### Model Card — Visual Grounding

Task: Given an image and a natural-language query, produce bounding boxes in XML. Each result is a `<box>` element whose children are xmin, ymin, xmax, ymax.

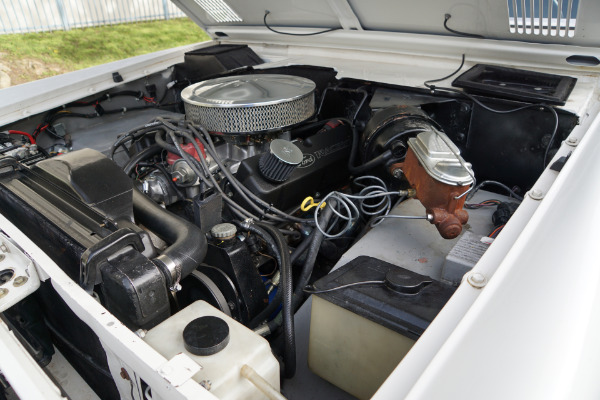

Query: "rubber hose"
<box><xmin>249</xmin><ymin>289</ymin><xmax>283</xmax><ymax>330</ymax></box>
<box><xmin>132</xmin><ymin>188</ymin><xmax>207</xmax><ymax>286</ymax></box>
<box><xmin>255</xmin><ymin>222</ymin><xmax>296</xmax><ymax>379</ymax></box>
<box><xmin>122</xmin><ymin>144</ymin><xmax>162</xmax><ymax>175</ymax></box>
<box><xmin>290</xmin><ymin>234</ymin><xmax>314</xmax><ymax>265</ymax></box>
<box><xmin>348</xmin><ymin>150</ymin><xmax>393</xmax><ymax>175</ymax></box>
<box><xmin>292</xmin><ymin>202</ymin><xmax>335</xmax><ymax>310</ymax></box>
<box><xmin>346</xmin><ymin>122</ymin><xmax>394</xmax><ymax>175</ymax></box>
<box><xmin>154</xmin><ymin>130</ymin><xmax>179</xmax><ymax>154</ymax></box>
<box><xmin>236</xmin><ymin>221</ymin><xmax>285</xmax><ymax>330</ymax></box>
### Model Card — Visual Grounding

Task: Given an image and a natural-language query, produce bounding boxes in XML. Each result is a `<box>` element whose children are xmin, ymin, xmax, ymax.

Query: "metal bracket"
<box><xmin>0</xmin><ymin>234</ymin><xmax>41</xmax><ymax>312</ymax></box>
<box><xmin>158</xmin><ymin>353</ymin><xmax>202</xmax><ymax>387</ymax></box>
<box><xmin>325</xmin><ymin>0</ymin><xmax>363</xmax><ymax>30</ymax></box>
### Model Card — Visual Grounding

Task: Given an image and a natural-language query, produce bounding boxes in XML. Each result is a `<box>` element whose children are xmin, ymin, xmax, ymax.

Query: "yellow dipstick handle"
<box><xmin>301</xmin><ymin>196</ymin><xmax>326</xmax><ymax>212</ymax></box>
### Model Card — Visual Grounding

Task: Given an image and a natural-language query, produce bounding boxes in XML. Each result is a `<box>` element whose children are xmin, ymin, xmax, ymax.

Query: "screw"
<box><xmin>0</xmin><ymin>288</ymin><xmax>7</xmax><ymax>299</ymax></box>
<box><xmin>392</xmin><ymin>168</ymin><xmax>403</xmax><ymax>179</ymax></box>
<box><xmin>529</xmin><ymin>188</ymin><xmax>544</xmax><ymax>200</ymax></box>
<box><xmin>467</xmin><ymin>272</ymin><xmax>487</xmax><ymax>288</ymax></box>
<box><xmin>0</xmin><ymin>255</ymin><xmax>4</xmax><ymax>262</ymax></box>
<box><xmin>13</xmin><ymin>276</ymin><xmax>27</xmax><ymax>287</ymax></box>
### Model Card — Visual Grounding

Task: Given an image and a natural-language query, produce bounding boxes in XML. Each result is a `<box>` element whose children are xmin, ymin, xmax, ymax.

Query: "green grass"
<box><xmin>0</xmin><ymin>18</ymin><xmax>210</xmax><ymax>84</ymax></box>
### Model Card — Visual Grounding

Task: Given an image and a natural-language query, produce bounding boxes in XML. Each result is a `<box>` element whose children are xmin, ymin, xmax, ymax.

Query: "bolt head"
<box><xmin>566</xmin><ymin>137</ymin><xmax>579</xmax><ymax>145</ymax></box>
<box><xmin>0</xmin><ymin>288</ymin><xmax>8</xmax><ymax>298</ymax></box>
<box><xmin>529</xmin><ymin>188</ymin><xmax>544</xmax><ymax>200</ymax></box>
<box><xmin>467</xmin><ymin>272</ymin><xmax>487</xmax><ymax>288</ymax></box>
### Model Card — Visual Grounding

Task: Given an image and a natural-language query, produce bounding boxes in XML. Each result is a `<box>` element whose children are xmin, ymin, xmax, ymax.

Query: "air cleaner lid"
<box><xmin>181</xmin><ymin>74</ymin><xmax>316</xmax><ymax>108</ymax></box>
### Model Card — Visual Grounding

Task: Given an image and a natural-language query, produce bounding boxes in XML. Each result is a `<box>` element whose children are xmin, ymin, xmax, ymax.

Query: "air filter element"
<box><xmin>181</xmin><ymin>74</ymin><xmax>316</xmax><ymax>134</ymax></box>
<box><xmin>259</xmin><ymin>139</ymin><xmax>303</xmax><ymax>183</ymax></box>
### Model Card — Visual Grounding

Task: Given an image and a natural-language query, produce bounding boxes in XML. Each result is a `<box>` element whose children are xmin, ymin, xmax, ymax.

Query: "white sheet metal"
<box><xmin>375</xmin><ymin>99</ymin><xmax>600</xmax><ymax>400</ymax></box>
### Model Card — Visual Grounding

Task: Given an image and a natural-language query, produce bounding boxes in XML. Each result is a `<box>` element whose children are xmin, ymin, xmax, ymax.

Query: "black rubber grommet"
<box><xmin>183</xmin><ymin>316</ymin><xmax>230</xmax><ymax>356</ymax></box>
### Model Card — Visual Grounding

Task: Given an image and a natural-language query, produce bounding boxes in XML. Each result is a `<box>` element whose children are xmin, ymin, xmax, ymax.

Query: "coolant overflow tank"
<box><xmin>144</xmin><ymin>301</ymin><xmax>280</xmax><ymax>399</ymax></box>
<box><xmin>403</xmin><ymin>127</ymin><xmax>473</xmax><ymax>239</ymax></box>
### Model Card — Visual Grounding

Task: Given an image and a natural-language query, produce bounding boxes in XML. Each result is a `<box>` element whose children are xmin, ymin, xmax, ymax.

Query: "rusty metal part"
<box><xmin>402</xmin><ymin>147</ymin><xmax>470</xmax><ymax>239</ymax></box>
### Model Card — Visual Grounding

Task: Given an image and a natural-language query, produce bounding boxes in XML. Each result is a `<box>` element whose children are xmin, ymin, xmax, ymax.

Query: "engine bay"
<box><xmin>0</xmin><ymin>44</ymin><xmax>582</xmax><ymax>399</ymax></box>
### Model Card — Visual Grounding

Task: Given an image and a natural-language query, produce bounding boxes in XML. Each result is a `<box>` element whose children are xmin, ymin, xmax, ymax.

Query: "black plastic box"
<box><xmin>184</xmin><ymin>44</ymin><xmax>263</xmax><ymax>81</ymax></box>
<box><xmin>452</xmin><ymin>64</ymin><xmax>577</xmax><ymax>105</ymax></box>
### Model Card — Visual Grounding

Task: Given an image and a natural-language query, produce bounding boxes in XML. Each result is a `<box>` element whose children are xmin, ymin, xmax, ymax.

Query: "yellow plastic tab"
<box><xmin>301</xmin><ymin>196</ymin><xmax>326</xmax><ymax>212</ymax></box>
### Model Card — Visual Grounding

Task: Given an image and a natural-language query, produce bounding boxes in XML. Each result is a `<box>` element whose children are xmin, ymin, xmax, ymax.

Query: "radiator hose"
<box><xmin>132</xmin><ymin>188</ymin><xmax>207</xmax><ymax>288</ymax></box>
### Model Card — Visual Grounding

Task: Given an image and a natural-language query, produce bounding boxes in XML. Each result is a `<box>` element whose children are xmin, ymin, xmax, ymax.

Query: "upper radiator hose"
<box><xmin>133</xmin><ymin>187</ymin><xmax>207</xmax><ymax>288</ymax></box>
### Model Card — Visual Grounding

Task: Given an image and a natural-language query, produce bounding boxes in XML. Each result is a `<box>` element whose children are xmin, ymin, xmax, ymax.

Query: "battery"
<box><xmin>308</xmin><ymin>256</ymin><xmax>455</xmax><ymax>399</ymax></box>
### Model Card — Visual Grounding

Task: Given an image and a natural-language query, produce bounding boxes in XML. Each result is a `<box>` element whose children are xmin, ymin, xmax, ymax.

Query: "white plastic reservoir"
<box><xmin>144</xmin><ymin>301</ymin><xmax>280</xmax><ymax>399</ymax></box>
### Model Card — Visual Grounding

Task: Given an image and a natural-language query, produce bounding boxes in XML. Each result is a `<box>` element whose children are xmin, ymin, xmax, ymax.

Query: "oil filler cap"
<box><xmin>183</xmin><ymin>316</ymin><xmax>230</xmax><ymax>356</ymax></box>
<box><xmin>259</xmin><ymin>139</ymin><xmax>303</xmax><ymax>183</ymax></box>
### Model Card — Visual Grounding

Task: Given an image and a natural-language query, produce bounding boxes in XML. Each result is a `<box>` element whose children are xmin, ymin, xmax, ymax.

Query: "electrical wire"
<box><xmin>467</xmin><ymin>180</ymin><xmax>523</xmax><ymax>201</ymax></box>
<box><xmin>488</xmin><ymin>224</ymin><xmax>505</xmax><ymax>238</ymax></box>
<box><xmin>424</xmin><ymin>54</ymin><xmax>560</xmax><ymax>168</ymax></box>
<box><xmin>443</xmin><ymin>14</ymin><xmax>485</xmax><ymax>39</ymax></box>
<box><xmin>7</xmin><ymin>130</ymin><xmax>36</xmax><ymax>144</ymax></box>
<box><xmin>464</xmin><ymin>199</ymin><xmax>501</xmax><ymax>209</ymax></box>
<box><xmin>314</xmin><ymin>176</ymin><xmax>422</xmax><ymax>238</ymax></box>
<box><xmin>192</xmin><ymin>121</ymin><xmax>315</xmax><ymax>224</ymax></box>
<box><xmin>424</xmin><ymin>54</ymin><xmax>466</xmax><ymax>88</ymax></box>
<box><xmin>263</xmin><ymin>10</ymin><xmax>341</xmax><ymax>36</ymax></box>
<box><xmin>304</xmin><ymin>280</ymin><xmax>385</xmax><ymax>294</ymax></box>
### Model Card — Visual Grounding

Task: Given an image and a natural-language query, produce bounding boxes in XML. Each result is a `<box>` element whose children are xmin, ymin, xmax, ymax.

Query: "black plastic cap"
<box><xmin>112</xmin><ymin>72</ymin><xmax>124</xmax><ymax>83</ymax></box>
<box><xmin>183</xmin><ymin>316</ymin><xmax>230</xmax><ymax>356</ymax></box>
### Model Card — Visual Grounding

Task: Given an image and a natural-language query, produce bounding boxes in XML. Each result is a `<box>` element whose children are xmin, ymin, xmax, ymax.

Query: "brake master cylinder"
<box><xmin>402</xmin><ymin>124</ymin><xmax>473</xmax><ymax>239</ymax></box>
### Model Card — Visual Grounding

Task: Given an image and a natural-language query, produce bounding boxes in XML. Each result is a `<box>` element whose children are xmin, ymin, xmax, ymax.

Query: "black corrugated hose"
<box><xmin>253</xmin><ymin>221</ymin><xmax>296</xmax><ymax>379</ymax></box>
<box><xmin>235</xmin><ymin>221</ymin><xmax>285</xmax><ymax>330</ymax></box>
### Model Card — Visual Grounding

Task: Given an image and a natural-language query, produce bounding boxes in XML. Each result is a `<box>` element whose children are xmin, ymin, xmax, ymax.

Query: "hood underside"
<box><xmin>170</xmin><ymin>0</ymin><xmax>599</xmax><ymax>48</ymax></box>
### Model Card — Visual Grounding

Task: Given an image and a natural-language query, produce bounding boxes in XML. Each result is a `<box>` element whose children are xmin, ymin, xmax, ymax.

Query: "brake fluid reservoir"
<box><xmin>144</xmin><ymin>301</ymin><xmax>280</xmax><ymax>399</ymax></box>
